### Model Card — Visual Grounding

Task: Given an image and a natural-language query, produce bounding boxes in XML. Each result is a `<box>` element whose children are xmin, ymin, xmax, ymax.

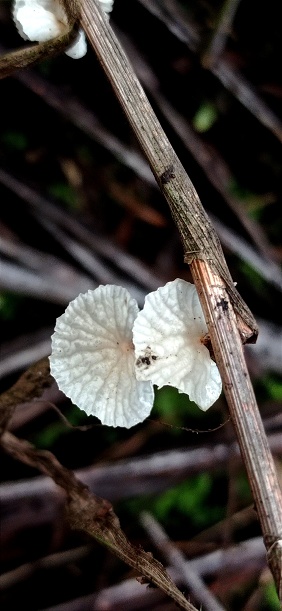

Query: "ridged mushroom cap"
<box><xmin>50</xmin><ymin>285</ymin><xmax>154</xmax><ymax>428</ymax></box>
<box><xmin>133</xmin><ymin>279</ymin><xmax>222</xmax><ymax>411</ymax></box>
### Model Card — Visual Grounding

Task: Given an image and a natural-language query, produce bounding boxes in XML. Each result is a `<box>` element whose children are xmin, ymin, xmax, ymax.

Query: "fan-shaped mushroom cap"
<box><xmin>133</xmin><ymin>279</ymin><xmax>222</xmax><ymax>411</ymax></box>
<box><xmin>50</xmin><ymin>285</ymin><xmax>154</xmax><ymax>428</ymax></box>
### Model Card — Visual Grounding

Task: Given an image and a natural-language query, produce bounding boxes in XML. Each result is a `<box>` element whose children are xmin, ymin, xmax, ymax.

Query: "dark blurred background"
<box><xmin>0</xmin><ymin>1</ymin><xmax>282</xmax><ymax>609</ymax></box>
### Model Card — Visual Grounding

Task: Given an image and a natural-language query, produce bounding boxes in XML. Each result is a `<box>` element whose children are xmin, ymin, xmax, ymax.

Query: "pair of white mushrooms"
<box><xmin>13</xmin><ymin>0</ymin><xmax>114</xmax><ymax>59</ymax></box>
<box><xmin>50</xmin><ymin>280</ymin><xmax>222</xmax><ymax>428</ymax></box>
<box><xmin>11</xmin><ymin>2</ymin><xmax>222</xmax><ymax>426</ymax></box>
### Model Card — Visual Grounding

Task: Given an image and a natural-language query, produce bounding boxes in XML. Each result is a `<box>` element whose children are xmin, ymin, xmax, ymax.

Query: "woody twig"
<box><xmin>80</xmin><ymin>0</ymin><xmax>282</xmax><ymax>598</ymax></box>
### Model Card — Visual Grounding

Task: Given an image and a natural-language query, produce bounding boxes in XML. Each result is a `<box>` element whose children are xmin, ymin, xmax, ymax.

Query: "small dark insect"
<box><xmin>217</xmin><ymin>298</ymin><xmax>229</xmax><ymax>312</ymax></box>
<box><xmin>141</xmin><ymin>356</ymin><xmax>151</xmax><ymax>366</ymax></box>
<box><xmin>136</xmin><ymin>348</ymin><xmax>158</xmax><ymax>368</ymax></box>
<box><xmin>160</xmin><ymin>164</ymin><xmax>176</xmax><ymax>184</ymax></box>
<box><xmin>136</xmin><ymin>355</ymin><xmax>158</xmax><ymax>366</ymax></box>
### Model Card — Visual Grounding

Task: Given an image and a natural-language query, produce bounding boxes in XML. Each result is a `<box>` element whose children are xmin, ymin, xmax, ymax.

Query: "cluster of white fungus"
<box><xmin>13</xmin><ymin>0</ymin><xmax>114</xmax><ymax>59</ymax></box>
<box><xmin>50</xmin><ymin>280</ymin><xmax>222</xmax><ymax>428</ymax></box>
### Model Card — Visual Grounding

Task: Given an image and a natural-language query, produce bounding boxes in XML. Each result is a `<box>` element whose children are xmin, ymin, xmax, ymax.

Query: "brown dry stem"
<box><xmin>81</xmin><ymin>0</ymin><xmax>257</xmax><ymax>343</ymax></box>
<box><xmin>80</xmin><ymin>0</ymin><xmax>282</xmax><ymax>598</ymax></box>
<box><xmin>0</xmin><ymin>430</ymin><xmax>196</xmax><ymax>611</ymax></box>
<box><xmin>0</xmin><ymin>357</ymin><xmax>52</xmax><ymax>437</ymax></box>
<box><xmin>191</xmin><ymin>259</ymin><xmax>282</xmax><ymax>599</ymax></box>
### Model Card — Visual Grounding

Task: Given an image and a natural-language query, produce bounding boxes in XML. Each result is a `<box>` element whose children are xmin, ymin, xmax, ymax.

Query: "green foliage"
<box><xmin>33</xmin><ymin>405</ymin><xmax>87</xmax><ymax>448</ymax></box>
<box><xmin>0</xmin><ymin>292</ymin><xmax>22</xmax><ymax>320</ymax></box>
<box><xmin>1</xmin><ymin>130</ymin><xmax>28</xmax><ymax>151</ymax></box>
<box><xmin>33</xmin><ymin>418</ymin><xmax>72</xmax><ymax>448</ymax></box>
<box><xmin>152</xmin><ymin>473</ymin><xmax>216</xmax><ymax>526</ymax></box>
<box><xmin>261</xmin><ymin>580</ymin><xmax>281</xmax><ymax>610</ymax></box>
<box><xmin>192</xmin><ymin>102</ymin><xmax>218</xmax><ymax>132</ymax></box>
<box><xmin>263</xmin><ymin>374</ymin><xmax>282</xmax><ymax>401</ymax></box>
<box><xmin>153</xmin><ymin>385</ymin><xmax>207</xmax><ymax>430</ymax></box>
<box><xmin>239</xmin><ymin>261</ymin><xmax>266</xmax><ymax>294</ymax></box>
<box><xmin>48</xmin><ymin>182</ymin><xmax>78</xmax><ymax>210</ymax></box>
<box><xmin>228</xmin><ymin>179</ymin><xmax>270</xmax><ymax>220</ymax></box>
<box><xmin>125</xmin><ymin>473</ymin><xmax>224</xmax><ymax>531</ymax></box>
<box><xmin>229</xmin><ymin>179</ymin><xmax>255</xmax><ymax>201</ymax></box>
<box><xmin>32</xmin><ymin>404</ymin><xmax>122</xmax><ymax>450</ymax></box>
<box><xmin>234</xmin><ymin>472</ymin><xmax>252</xmax><ymax>505</ymax></box>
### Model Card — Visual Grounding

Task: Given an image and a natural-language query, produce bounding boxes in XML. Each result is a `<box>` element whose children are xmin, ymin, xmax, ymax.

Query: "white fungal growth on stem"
<box><xmin>12</xmin><ymin>0</ymin><xmax>115</xmax><ymax>59</ymax></box>
<box><xmin>50</xmin><ymin>280</ymin><xmax>222</xmax><ymax>427</ymax></box>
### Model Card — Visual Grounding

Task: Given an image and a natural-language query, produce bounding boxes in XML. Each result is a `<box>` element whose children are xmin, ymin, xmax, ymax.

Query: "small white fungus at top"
<box><xmin>13</xmin><ymin>0</ymin><xmax>115</xmax><ymax>60</ymax></box>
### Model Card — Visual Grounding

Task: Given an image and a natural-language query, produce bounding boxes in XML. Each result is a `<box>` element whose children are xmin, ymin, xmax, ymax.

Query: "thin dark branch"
<box><xmin>0</xmin><ymin>167</ymin><xmax>162</xmax><ymax>293</ymax></box>
<box><xmin>141</xmin><ymin>511</ymin><xmax>226</xmax><ymax>611</ymax></box>
<box><xmin>0</xmin><ymin>258</ymin><xmax>94</xmax><ymax>304</ymax></box>
<box><xmin>0</xmin><ymin>431</ymin><xmax>197</xmax><ymax>611</ymax></box>
<box><xmin>1</xmin><ymin>432</ymin><xmax>281</xmax><ymax>538</ymax></box>
<box><xmin>137</xmin><ymin>0</ymin><xmax>282</xmax><ymax>143</ymax></box>
<box><xmin>43</xmin><ymin>536</ymin><xmax>266</xmax><ymax>611</ymax></box>
<box><xmin>0</xmin><ymin>545</ymin><xmax>91</xmax><ymax>590</ymax></box>
<box><xmin>202</xmin><ymin>0</ymin><xmax>243</xmax><ymax>66</ymax></box>
<box><xmin>117</xmin><ymin>27</ymin><xmax>279</xmax><ymax>267</ymax></box>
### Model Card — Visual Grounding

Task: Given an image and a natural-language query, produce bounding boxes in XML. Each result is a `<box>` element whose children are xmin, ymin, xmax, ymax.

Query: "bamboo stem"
<box><xmin>80</xmin><ymin>0</ymin><xmax>282</xmax><ymax>598</ymax></box>
<box><xmin>192</xmin><ymin>259</ymin><xmax>282</xmax><ymax>598</ymax></box>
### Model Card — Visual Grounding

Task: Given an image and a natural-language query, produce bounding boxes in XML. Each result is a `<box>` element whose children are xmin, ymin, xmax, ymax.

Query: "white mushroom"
<box><xmin>13</xmin><ymin>2</ymin><xmax>64</xmax><ymax>42</ymax></box>
<box><xmin>133</xmin><ymin>279</ymin><xmax>222</xmax><ymax>411</ymax></box>
<box><xmin>65</xmin><ymin>28</ymin><xmax>87</xmax><ymax>59</ymax></box>
<box><xmin>12</xmin><ymin>0</ymin><xmax>115</xmax><ymax>59</ymax></box>
<box><xmin>99</xmin><ymin>0</ymin><xmax>115</xmax><ymax>14</ymax></box>
<box><xmin>50</xmin><ymin>285</ymin><xmax>154</xmax><ymax>428</ymax></box>
<box><xmin>50</xmin><ymin>280</ymin><xmax>222</xmax><ymax>428</ymax></box>
<box><xmin>13</xmin><ymin>0</ymin><xmax>87</xmax><ymax>58</ymax></box>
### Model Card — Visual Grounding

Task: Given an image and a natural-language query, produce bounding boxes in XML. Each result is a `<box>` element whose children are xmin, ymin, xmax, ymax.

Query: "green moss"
<box><xmin>192</xmin><ymin>101</ymin><xmax>218</xmax><ymax>132</ymax></box>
